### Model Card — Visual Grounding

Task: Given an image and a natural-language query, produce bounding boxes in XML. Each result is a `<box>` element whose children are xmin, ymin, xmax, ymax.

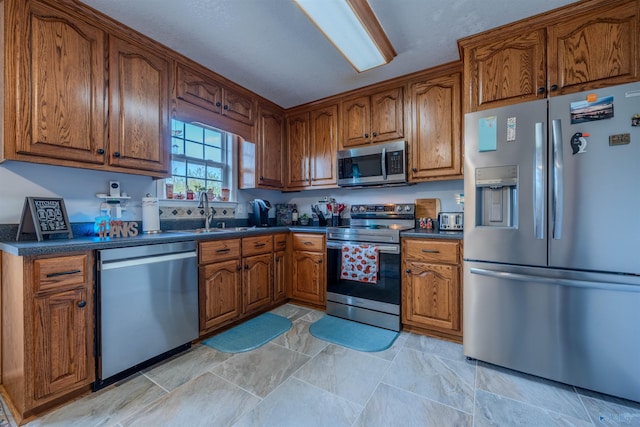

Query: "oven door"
<box><xmin>326</xmin><ymin>240</ymin><xmax>400</xmax><ymax>326</ymax></box>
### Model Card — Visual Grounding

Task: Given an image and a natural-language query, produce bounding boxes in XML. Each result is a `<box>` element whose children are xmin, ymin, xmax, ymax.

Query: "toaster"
<box><xmin>438</xmin><ymin>212</ymin><xmax>463</xmax><ymax>230</ymax></box>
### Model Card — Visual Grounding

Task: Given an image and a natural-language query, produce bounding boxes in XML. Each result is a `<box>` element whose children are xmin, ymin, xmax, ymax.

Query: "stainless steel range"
<box><xmin>326</xmin><ymin>203</ymin><xmax>415</xmax><ymax>331</ymax></box>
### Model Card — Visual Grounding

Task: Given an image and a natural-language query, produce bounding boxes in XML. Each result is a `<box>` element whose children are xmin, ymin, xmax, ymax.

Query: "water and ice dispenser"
<box><xmin>474</xmin><ymin>166</ymin><xmax>518</xmax><ymax>228</ymax></box>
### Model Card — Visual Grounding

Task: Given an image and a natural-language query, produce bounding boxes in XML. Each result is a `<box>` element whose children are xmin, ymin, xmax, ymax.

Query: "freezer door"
<box><xmin>464</xmin><ymin>261</ymin><xmax>640</xmax><ymax>403</ymax></box>
<box><xmin>464</xmin><ymin>99</ymin><xmax>548</xmax><ymax>266</ymax></box>
<box><xmin>549</xmin><ymin>82</ymin><xmax>640</xmax><ymax>275</ymax></box>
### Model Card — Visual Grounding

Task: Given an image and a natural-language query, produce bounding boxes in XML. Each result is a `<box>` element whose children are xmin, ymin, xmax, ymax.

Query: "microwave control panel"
<box><xmin>387</xmin><ymin>150</ymin><xmax>403</xmax><ymax>174</ymax></box>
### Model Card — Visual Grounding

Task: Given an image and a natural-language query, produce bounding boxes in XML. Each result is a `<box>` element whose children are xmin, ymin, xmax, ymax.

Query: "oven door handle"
<box><xmin>326</xmin><ymin>241</ymin><xmax>400</xmax><ymax>254</ymax></box>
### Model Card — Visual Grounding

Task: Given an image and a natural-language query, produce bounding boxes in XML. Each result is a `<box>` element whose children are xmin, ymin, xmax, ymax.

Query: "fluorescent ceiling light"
<box><xmin>294</xmin><ymin>0</ymin><xmax>396</xmax><ymax>72</ymax></box>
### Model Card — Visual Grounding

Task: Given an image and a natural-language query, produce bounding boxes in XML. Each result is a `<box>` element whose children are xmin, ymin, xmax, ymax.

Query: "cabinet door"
<box><xmin>402</xmin><ymin>260</ymin><xmax>460</xmax><ymax>333</ymax></box>
<box><xmin>341</xmin><ymin>95</ymin><xmax>370</xmax><ymax>147</ymax></box>
<box><xmin>175</xmin><ymin>63</ymin><xmax>223</xmax><ymax>113</ymax></box>
<box><xmin>409</xmin><ymin>73</ymin><xmax>462</xmax><ymax>181</ymax></box>
<box><xmin>273</xmin><ymin>250</ymin><xmax>288</xmax><ymax>303</ymax></box>
<box><xmin>547</xmin><ymin>1</ymin><xmax>639</xmax><ymax>95</ymax></box>
<box><xmin>257</xmin><ymin>106</ymin><xmax>284</xmax><ymax>188</ymax></box>
<box><xmin>199</xmin><ymin>260</ymin><xmax>242</xmax><ymax>332</ymax></box>
<box><xmin>33</xmin><ymin>288</ymin><xmax>92</xmax><ymax>400</ymax></box>
<box><xmin>108</xmin><ymin>36</ymin><xmax>170</xmax><ymax>174</ymax></box>
<box><xmin>465</xmin><ymin>29</ymin><xmax>546</xmax><ymax>111</ymax></box>
<box><xmin>18</xmin><ymin>2</ymin><xmax>105</xmax><ymax>164</ymax></box>
<box><xmin>243</xmin><ymin>253</ymin><xmax>273</xmax><ymax>314</ymax></box>
<box><xmin>291</xmin><ymin>250</ymin><xmax>325</xmax><ymax>304</ymax></box>
<box><xmin>310</xmin><ymin>105</ymin><xmax>338</xmax><ymax>186</ymax></box>
<box><xmin>223</xmin><ymin>88</ymin><xmax>255</xmax><ymax>125</ymax></box>
<box><xmin>286</xmin><ymin>112</ymin><xmax>310</xmax><ymax>188</ymax></box>
<box><xmin>370</xmin><ymin>87</ymin><xmax>404</xmax><ymax>143</ymax></box>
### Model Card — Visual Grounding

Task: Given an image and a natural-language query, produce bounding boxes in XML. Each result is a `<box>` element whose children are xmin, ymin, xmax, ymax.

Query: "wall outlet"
<box><xmin>236</xmin><ymin>203</ymin><xmax>245</xmax><ymax>214</ymax></box>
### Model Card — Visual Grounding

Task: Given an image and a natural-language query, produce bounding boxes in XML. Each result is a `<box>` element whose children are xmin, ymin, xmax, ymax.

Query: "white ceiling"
<box><xmin>80</xmin><ymin>0</ymin><xmax>576</xmax><ymax>109</ymax></box>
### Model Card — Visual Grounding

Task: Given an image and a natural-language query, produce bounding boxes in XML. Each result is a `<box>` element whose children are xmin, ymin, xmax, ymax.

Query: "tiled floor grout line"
<box><xmin>575</xmin><ymin>387</ymin><xmax>597</xmax><ymax>426</ymax></box>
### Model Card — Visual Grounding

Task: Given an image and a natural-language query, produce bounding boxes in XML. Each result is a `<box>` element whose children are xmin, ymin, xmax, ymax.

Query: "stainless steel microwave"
<box><xmin>337</xmin><ymin>140</ymin><xmax>407</xmax><ymax>187</ymax></box>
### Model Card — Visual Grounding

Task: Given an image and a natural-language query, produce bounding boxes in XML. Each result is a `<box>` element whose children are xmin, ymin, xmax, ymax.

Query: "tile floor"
<box><xmin>3</xmin><ymin>303</ymin><xmax>638</xmax><ymax>426</ymax></box>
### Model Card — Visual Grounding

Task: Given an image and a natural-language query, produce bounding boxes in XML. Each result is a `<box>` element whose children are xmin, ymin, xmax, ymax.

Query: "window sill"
<box><xmin>159</xmin><ymin>199</ymin><xmax>238</xmax><ymax>207</ymax></box>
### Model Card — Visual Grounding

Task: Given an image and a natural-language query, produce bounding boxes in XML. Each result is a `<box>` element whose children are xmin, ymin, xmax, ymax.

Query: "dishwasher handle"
<box><xmin>100</xmin><ymin>251</ymin><xmax>196</xmax><ymax>271</ymax></box>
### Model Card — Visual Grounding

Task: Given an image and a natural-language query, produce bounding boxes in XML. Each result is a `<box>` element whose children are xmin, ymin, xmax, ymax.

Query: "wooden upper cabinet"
<box><xmin>341</xmin><ymin>87</ymin><xmax>403</xmax><ymax>147</ymax></box>
<box><xmin>547</xmin><ymin>1</ymin><xmax>639</xmax><ymax>95</ymax></box>
<box><xmin>463</xmin><ymin>29</ymin><xmax>546</xmax><ymax>112</ymax></box>
<box><xmin>286</xmin><ymin>112</ymin><xmax>310</xmax><ymax>188</ymax></box>
<box><xmin>409</xmin><ymin>71</ymin><xmax>462</xmax><ymax>181</ymax></box>
<box><xmin>310</xmin><ymin>104</ymin><xmax>338</xmax><ymax>186</ymax></box>
<box><xmin>257</xmin><ymin>105</ymin><xmax>285</xmax><ymax>188</ymax></box>
<box><xmin>175</xmin><ymin>63</ymin><xmax>255</xmax><ymax>126</ymax></box>
<box><xmin>286</xmin><ymin>104</ymin><xmax>337</xmax><ymax>189</ymax></box>
<box><xmin>16</xmin><ymin>2</ymin><xmax>106</xmax><ymax>163</ymax></box>
<box><xmin>108</xmin><ymin>36</ymin><xmax>170</xmax><ymax>174</ymax></box>
<box><xmin>461</xmin><ymin>0</ymin><xmax>640</xmax><ymax>112</ymax></box>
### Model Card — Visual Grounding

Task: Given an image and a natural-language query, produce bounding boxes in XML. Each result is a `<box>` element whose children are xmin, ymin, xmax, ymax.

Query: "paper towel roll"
<box><xmin>142</xmin><ymin>197</ymin><xmax>160</xmax><ymax>232</ymax></box>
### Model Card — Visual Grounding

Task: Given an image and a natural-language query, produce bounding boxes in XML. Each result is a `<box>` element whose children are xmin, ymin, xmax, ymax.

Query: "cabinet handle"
<box><xmin>537</xmin><ymin>87</ymin><xmax>546</xmax><ymax>95</ymax></box>
<box><xmin>412</xmin><ymin>167</ymin><xmax>418</xmax><ymax>173</ymax></box>
<box><xmin>46</xmin><ymin>269</ymin><xmax>81</xmax><ymax>278</ymax></box>
<box><xmin>303</xmin><ymin>241</ymin><xmax>313</xmax><ymax>245</ymax></box>
<box><xmin>550</xmin><ymin>84</ymin><xmax>558</xmax><ymax>92</ymax></box>
<box><xmin>77</xmin><ymin>300</ymin><xmax>87</xmax><ymax>308</ymax></box>
<box><xmin>216</xmin><ymin>248</ymin><xmax>230</xmax><ymax>253</ymax></box>
<box><xmin>421</xmin><ymin>249</ymin><xmax>440</xmax><ymax>253</ymax></box>
<box><xmin>113</xmin><ymin>152</ymin><xmax>121</xmax><ymax>158</ymax></box>
<box><xmin>364</xmin><ymin>133</ymin><xmax>369</xmax><ymax>138</ymax></box>
<box><xmin>97</xmin><ymin>148</ymin><xmax>105</xmax><ymax>155</ymax></box>
<box><xmin>254</xmin><ymin>243</ymin><xmax>266</xmax><ymax>248</ymax></box>
<box><xmin>405</xmin><ymin>268</ymin><xmax>411</xmax><ymax>274</ymax></box>
<box><xmin>216</xmin><ymin>101</ymin><xmax>222</xmax><ymax>107</ymax></box>
<box><xmin>372</xmin><ymin>132</ymin><xmax>378</xmax><ymax>137</ymax></box>
<box><xmin>223</xmin><ymin>105</ymin><xmax>229</xmax><ymax>110</ymax></box>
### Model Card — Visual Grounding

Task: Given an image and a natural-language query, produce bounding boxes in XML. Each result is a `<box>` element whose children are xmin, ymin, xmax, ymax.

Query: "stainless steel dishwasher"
<box><xmin>95</xmin><ymin>241</ymin><xmax>198</xmax><ymax>389</ymax></box>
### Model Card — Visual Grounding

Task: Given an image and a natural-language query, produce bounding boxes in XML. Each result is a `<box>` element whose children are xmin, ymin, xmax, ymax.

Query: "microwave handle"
<box><xmin>381</xmin><ymin>146</ymin><xmax>387</xmax><ymax>180</ymax></box>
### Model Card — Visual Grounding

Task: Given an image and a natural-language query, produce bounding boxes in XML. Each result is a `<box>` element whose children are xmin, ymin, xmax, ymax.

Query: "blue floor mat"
<box><xmin>309</xmin><ymin>315</ymin><xmax>399</xmax><ymax>352</ymax></box>
<box><xmin>203</xmin><ymin>312</ymin><xmax>292</xmax><ymax>353</ymax></box>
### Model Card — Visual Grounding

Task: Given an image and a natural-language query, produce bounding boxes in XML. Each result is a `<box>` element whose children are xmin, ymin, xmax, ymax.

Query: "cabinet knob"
<box><xmin>364</xmin><ymin>133</ymin><xmax>369</xmax><ymax>138</ymax></box>
<box><xmin>412</xmin><ymin>167</ymin><xmax>418</xmax><ymax>173</ymax></box>
<box><xmin>259</xmin><ymin>176</ymin><xmax>264</xmax><ymax>181</ymax></box>
<box><xmin>77</xmin><ymin>300</ymin><xmax>87</xmax><ymax>308</ymax></box>
<box><xmin>97</xmin><ymin>148</ymin><xmax>105</xmax><ymax>155</ymax></box>
<box><xmin>317</xmin><ymin>259</ymin><xmax>323</xmax><ymax>264</ymax></box>
<box><xmin>537</xmin><ymin>87</ymin><xmax>546</xmax><ymax>95</ymax></box>
<box><xmin>216</xmin><ymin>101</ymin><xmax>222</xmax><ymax>107</ymax></box>
<box><xmin>550</xmin><ymin>84</ymin><xmax>558</xmax><ymax>92</ymax></box>
<box><xmin>244</xmin><ymin>264</ymin><xmax>249</xmax><ymax>270</ymax></box>
<box><xmin>223</xmin><ymin>105</ymin><xmax>229</xmax><ymax>110</ymax></box>
<box><xmin>113</xmin><ymin>152</ymin><xmax>121</xmax><ymax>158</ymax></box>
<box><xmin>405</xmin><ymin>269</ymin><xmax>411</xmax><ymax>274</ymax></box>
<box><xmin>237</xmin><ymin>265</ymin><xmax>242</xmax><ymax>271</ymax></box>
<box><xmin>372</xmin><ymin>132</ymin><xmax>378</xmax><ymax>137</ymax></box>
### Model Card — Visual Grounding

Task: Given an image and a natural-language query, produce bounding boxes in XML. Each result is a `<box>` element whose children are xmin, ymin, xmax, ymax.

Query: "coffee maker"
<box><xmin>250</xmin><ymin>199</ymin><xmax>271</xmax><ymax>227</ymax></box>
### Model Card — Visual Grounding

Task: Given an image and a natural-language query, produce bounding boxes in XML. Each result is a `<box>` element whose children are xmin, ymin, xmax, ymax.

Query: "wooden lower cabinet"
<box><xmin>1</xmin><ymin>251</ymin><xmax>94</xmax><ymax>423</ymax></box>
<box><xmin>273</xmin><ymin>234</ymin><xmax>289</xmax><ymax>303</ymax></box>
<box><xmin>199</xmin><ymin>259</ymin><xmax>242</xmax><ymax>331</ymax></box>
<box><xmin>242</xmin><ymin>253</ymin><xmax>273</xmax><ymax>313</ymax></box>
<box><xmin>402</xmin><ymin>239</ymin><xmax>462</xmax><ymax>342</ymax></box>
<box><xmin>290</xmin><ymin>233</ymin><xmax>326</xmax><ymax>306</ymax></box>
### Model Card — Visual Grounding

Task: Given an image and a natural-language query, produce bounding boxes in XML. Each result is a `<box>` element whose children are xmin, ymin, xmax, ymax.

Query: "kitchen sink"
<box><xmin>166</xmin><ymin>228</ymin><xmax>230</xmax><ymax>234</ymax></box>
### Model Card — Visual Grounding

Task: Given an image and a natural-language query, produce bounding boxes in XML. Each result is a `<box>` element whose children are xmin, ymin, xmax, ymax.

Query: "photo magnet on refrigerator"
<box><xmin>570</xmin><ymin>132</ymin><xmax>589</xmax><ymax>154</ymax></box>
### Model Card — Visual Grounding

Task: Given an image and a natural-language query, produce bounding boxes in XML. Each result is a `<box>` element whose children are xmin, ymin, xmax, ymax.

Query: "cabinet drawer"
<box><xmin>274</xmin><ymin>233</ymin><xmax>287</xmax><ymax>251</ymax></box>
<box><xmin>199</xmin><ymin>239</ymin><xmax>241</xmax><ymax>264</ymax></box>
<box><xmin>292</xmin><ymin>233</ymin><xmax>324</xmax><ymax>251</ymax></box>
<box><xmin>242</xmin><ymin>235</ymin><xmax>273</xmax><ymax>256</ymax></box>
<box><xmin>403</xmin><ymin>239</ymin><xmax>459</xmax><ymax>264</ymax></box>
<box><xmin>34</xmin><ymin>254</ymin><xmax>87</xmax><ymax>293</ymax></box>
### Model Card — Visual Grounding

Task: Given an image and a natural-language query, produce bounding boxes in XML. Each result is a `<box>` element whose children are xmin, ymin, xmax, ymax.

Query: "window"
<box><xmin>167</xmin><ymin>119</ymin><xmax>232</xmax><ymax>199</ymax></box>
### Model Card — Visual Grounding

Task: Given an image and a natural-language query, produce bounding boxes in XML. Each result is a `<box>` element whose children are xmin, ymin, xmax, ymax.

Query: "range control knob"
<box><xmin>395</xmin><ymin>205</ymin><xmax>403</xmax><ymax>212</ymax></box>
<box><xmin>351</xmin><ymin>205</ymin><xmax>359</xmax><ymax>213</ymax></box>
<box><xmin>405</xmin><ymin>205</ymin><xmax>412</xmax><ymax>212</ymax></box>
<box><xmin>359</xmin><ymin>206</ymin><xmax>367</xmax><ymax>213</ymax></box>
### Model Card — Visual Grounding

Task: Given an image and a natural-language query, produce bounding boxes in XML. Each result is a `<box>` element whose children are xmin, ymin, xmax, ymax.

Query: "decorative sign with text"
<box><xmin>16</xmin><ymin>197</ymin><xmax>73</xmax><ymax>241</ymax></box>
<box><xmin>97</xmin><ymin>220</ymin><xmax>139</xmax><ymax>239</ymax></box>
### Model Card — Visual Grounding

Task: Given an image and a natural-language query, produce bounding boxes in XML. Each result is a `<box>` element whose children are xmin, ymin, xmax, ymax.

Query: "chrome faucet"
<box><xmin>197</xmin><ymin>191</ymin><xmax>213</xmax><ymax>231</ymax></box>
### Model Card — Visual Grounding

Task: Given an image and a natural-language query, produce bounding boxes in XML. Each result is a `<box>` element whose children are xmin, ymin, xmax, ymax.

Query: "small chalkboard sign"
<box><xmin>16</xmin><ymin>197</ymin><xmax>73</xmax><ymax>241</ymax></box>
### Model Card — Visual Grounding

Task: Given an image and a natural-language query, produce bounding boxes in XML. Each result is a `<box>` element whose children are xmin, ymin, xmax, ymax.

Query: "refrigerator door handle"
<box><xmin>533</xmin><ymin>122</ymin><xmax>545</xmax><ymax>239</ymax></box>
<box><xmin>551</xmin><ymin>119</ymin><xmax>564</xmax><ymax>240</ymax></box>
<box><xmin>470</xmin><ymin>268</ymin><xmax>640</xmax><ymax>292</ymax></box>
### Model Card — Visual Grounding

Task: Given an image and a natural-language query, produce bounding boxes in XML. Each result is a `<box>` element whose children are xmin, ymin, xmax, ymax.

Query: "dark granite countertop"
<box><xmin>0</xmin><ymin>226</ymin><xmax>328</xmax><ymax>256</ymax></box>
<box><xmin>401</xmin><ymin>229</ymin><xmax>463</xmax><ymax>240</ymax></box>
<box><xmin>0</xmin><ymin>225</ymin><xmax>463</xmax><ymax>256</ymax></box>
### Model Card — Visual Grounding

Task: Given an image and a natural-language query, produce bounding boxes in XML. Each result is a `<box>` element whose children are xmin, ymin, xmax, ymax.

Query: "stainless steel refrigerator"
<box><xmin>464</xmin><ymin>81</ymin><xmax>640</xmax><ymax>403</ymax></box>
